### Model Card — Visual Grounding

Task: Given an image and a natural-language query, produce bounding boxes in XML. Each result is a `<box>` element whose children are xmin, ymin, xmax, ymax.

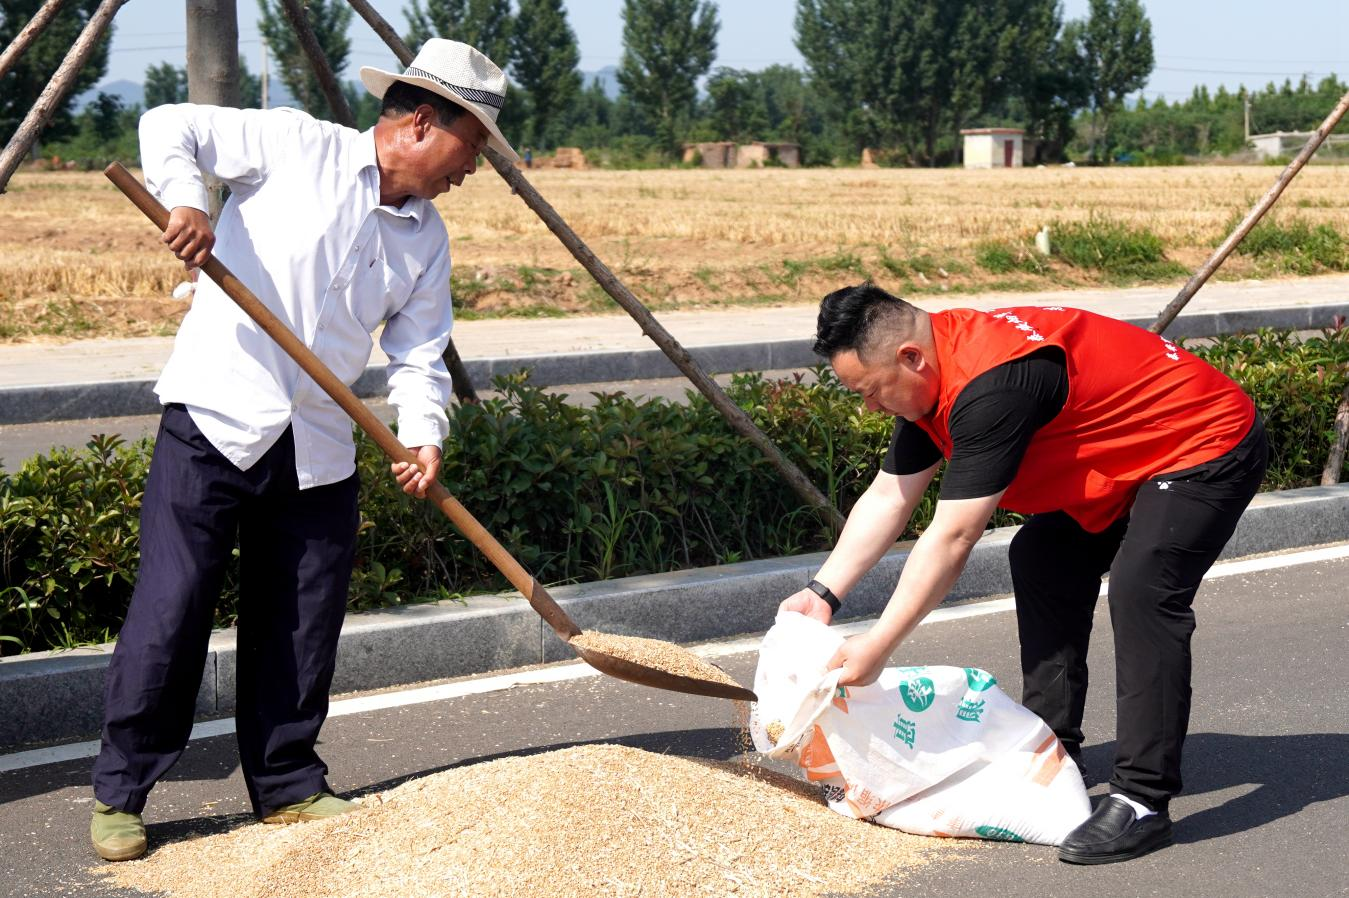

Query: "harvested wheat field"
<box><xmin>6</xmin><ymin>164</ymin><xmax>1349</xmax><ymax>340</ymax></box>
<box><xmin>99</xmin><ymin>744</ymin><xmax>951</xmax><ymax>898</ymax></box>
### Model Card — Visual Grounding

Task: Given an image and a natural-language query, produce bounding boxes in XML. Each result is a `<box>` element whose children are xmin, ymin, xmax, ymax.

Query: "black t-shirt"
<box><xmin>880</xmin><ymin>347</ymin><xmax>1069</xmax><ymax>499</ymax></box>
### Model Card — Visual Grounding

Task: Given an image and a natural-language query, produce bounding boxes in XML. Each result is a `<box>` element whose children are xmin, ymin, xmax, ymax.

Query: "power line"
<box><xmin>1159</xmin><ymin>54</ymin><xmax>1349</xmax><ymax>66</ymax></box>
<box><xmin>1154</xmin><ymin>65</ymin><xmax>1341</xmax><ymax>77</ymax></box>
<box><xmin>109</xmin><ymin>38</ymin><xmax>260</xmax><ymax>54</ymax></box>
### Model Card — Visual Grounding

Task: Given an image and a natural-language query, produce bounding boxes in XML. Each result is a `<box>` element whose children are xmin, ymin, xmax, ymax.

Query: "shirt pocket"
<box><xmin>350</xmin><ymin>257</ymin><xmax>411</xmax><ymax>333</ymax></box>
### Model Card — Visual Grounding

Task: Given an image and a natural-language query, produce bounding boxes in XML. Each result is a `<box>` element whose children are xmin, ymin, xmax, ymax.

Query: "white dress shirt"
<box><xmin>140</xmin><ymin>104</ymin><xmax>455</xmax><ymax>489</ymax></box>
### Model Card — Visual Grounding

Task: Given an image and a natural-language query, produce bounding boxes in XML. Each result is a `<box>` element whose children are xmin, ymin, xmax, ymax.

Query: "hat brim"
<box><xmin>360</xmin><ymin>66</ymin><xmax>520</xmax><ymax>163</ymax></box>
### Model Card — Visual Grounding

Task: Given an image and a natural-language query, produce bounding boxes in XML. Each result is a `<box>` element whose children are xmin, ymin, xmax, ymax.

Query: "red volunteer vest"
<box><xmin>914</xmin><ymin>307</ymin><xmax>1255</xmax><ymax>532</ymax></box>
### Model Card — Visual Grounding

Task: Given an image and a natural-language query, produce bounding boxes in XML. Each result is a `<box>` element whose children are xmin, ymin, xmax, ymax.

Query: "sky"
<box><xmin>94</xmin><ymin>0</ymin><xmax>1349</xmax><ymax>107</ymax></box>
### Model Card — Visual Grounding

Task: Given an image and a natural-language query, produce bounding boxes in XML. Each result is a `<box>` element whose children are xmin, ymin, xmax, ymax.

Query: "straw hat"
<box><xmin>360</xmin><ymin>39</ymin><xmax>519</xmax><ymax>162</ymax></box>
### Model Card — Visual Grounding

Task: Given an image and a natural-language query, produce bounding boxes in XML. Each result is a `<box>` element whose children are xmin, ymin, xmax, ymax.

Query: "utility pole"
<box><xmin>261</xmin><ymin>40</ymin><xmax>269</xmax><ymax>110</ymax></box>
<box><xmin>1244</xmin><ymin>96</ymin><xmax>1251</xmax><ymax>143</ymax></box>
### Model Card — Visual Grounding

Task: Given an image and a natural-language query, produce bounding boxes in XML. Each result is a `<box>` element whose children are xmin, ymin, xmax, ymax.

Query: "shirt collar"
<box><xmin>358</xmin><ymin>127</ymin><xmax>425</xmax><ymax>222</ymax></box>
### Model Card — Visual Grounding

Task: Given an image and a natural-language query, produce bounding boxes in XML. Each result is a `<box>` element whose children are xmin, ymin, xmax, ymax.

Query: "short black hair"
<box><xmin>380</xmin><ymin>81</ymin><xmax>467</xmax><ymax>127</ymax></box>
<box><xmin>813</xmin><ymin>283</ymin><xmax>917</xmax><ymax>359</ymax></box>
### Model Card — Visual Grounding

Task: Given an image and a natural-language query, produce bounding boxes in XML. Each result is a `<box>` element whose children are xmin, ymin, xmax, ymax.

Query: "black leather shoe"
<box><xmin>1059</xmin><ymin>795</ymin><xmax>1173</xmax><ymax>864</ymax></box>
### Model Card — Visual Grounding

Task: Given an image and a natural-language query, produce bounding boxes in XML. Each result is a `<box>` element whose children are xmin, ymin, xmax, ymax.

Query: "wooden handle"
<box><xmin>105</xmin><ymin>162</ymin><xmax>580</xmax><ymax>639</ymax></box>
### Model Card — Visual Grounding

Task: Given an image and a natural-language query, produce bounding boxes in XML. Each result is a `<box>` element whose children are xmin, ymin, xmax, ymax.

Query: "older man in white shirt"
<box><xmin>90</xmin><ymin>40</ymin><xmax>518</xmax><ymax>863</ymax></box>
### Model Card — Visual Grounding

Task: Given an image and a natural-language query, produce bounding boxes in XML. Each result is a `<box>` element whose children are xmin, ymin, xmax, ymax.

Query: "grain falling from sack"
<box><xmin>765</xmin><ymin>720</ymin><xmax>785</xmax><ymax>746</ymax></box>
<box><xmin>571</xmin><ymin>630</ymin><xmax>742</xmax><ymax>688</ymax></box>
<box><xmin>99</xmin><ymin>744</ymin><xmax>947</xmax><ymax>898</ymax></box>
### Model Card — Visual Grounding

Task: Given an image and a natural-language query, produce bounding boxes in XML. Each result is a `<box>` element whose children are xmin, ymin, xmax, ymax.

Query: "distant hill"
<box><xmin>72</xmin><ymin>79</ymin><xmax>142</xmax><ymax>111</ymax></box>
<box><xmin>582</xmin><ymin>65</ymin><xmax>620</xmax><ymax>100</ymax></box>
<box><xmin>74</xmin><ymin>77</ymin><xmax>299</xmax><ymax>112</ymax></box>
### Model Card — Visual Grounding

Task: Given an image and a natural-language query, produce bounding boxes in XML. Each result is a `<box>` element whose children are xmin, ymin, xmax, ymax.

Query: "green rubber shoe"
<box><xmin>91</xmin><ymin>800</ymin><xmax>146</xmax><ymax>862</ymax></box>
<box><xmin>261</xmin><ymin>791</ymin><xmax>357</xmax><ymax>824</ymax></box>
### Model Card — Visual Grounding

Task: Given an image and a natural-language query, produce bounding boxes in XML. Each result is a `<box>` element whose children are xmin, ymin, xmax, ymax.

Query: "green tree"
<box><xmin>257</xmin><ymin>0</ymin><xmax>353</xmax><ymax>122</ymax></box>
<box><xmin>511</xmin><ymin>0</ymin><xmax>581</xmax><ymax>148</ymax></box>
<box><xmin>403</xmin><ymin>0</ymin><xmax>512</xmax><ymax>62</ymax></box>
<box><xmin>145</xmin><ymin>58</ymin><xmax>260</xmax><ymax>110</ymax></box>
<box><xmin>701</xmin><ymin>67</ymin><xmax>769</xmax><ymax>143</ymax></box>
<box><xmin>1080</xmin><ymin>0</ymin><xmax>1154</xmax><ymax>162</ymax></box>
<box><xmin>617</xmin><ymin>0</ymin><xmax>719</xmax><ymax>151</ymax></box>
<box><xmin>797</xmin><ymin>0</ymin><xmax>942</xmax><ymax>161</ymax></box>
<box><xmin>0</xmin><ymin>0</ymin><xmax>113</xmax><ymax>146</ymax></box>
<box><xmin>949</xmin><ymin>0</ymin><xmax>1065</xmax><ymax>162</ymax></box>
<box><xmin>143</xmin><ymin>62</ymin><xmax>189</xmax><ymax>107</ymax></box>
<box><xmin>560</xmin><ymin>77</ymin><xmax>615</xmax><ymax>146</ymax></box>
<box><xmin>1016</xmin><ymin>10</ymin><xmax>1091</xmax><ymax>162</ymax></box>
<box><xmin>86</xmin><ymin>91</ymin><xmax>123</xmax><ymax>142</ymax></box>
<box><xmin>238</xmin><ymin>55</ymin><xmax>262</xmax><ymax>109</ymax></box>
<box><xmin>696</xmin><ymin>65</ymin><xmax>838</xmax><ymax>164</ymax></box>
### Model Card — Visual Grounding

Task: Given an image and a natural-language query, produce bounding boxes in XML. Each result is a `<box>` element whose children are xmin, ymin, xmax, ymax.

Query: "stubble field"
<box><xmin>3</xmin><ymin>163</ymin><xmax>1349</xmax><ymax>341</ymax></box>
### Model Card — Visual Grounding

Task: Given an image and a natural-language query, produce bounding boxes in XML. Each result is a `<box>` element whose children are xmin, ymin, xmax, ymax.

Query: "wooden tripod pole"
<box><xmin>342</xmin><ymin>0</ymin><xmax>846</xmax><ymax>530</ymax></box>
<box><xmin>1150</xmin><ymin>90</ymin><xmax>1349</xmax><ymax>335</ymax></box>
<box><xmin>0</xmin><ymin>0</ymin><xmax>125</xmax><ymax>194</ymax></box>
<box><xmin>0</xmin><ymin>0</ymin><xmax>67</xmax><ymax>82</ymax></box>
<box><xmin>278</xmin><ymin>0</ymin><xmax>355</xmax><ymax>129</ymax></box>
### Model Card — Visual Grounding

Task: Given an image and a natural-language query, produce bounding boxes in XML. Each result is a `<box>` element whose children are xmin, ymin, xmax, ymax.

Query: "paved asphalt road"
<box><xmin>2</xmin><ymin>549</ymin><xmax>1346</xmax><ymax>898</ymax></box>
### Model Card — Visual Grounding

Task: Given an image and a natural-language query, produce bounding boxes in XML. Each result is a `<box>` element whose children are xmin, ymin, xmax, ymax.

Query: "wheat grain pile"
<box><xmin>101</xmin><ymin>744</ymin><xmax>946</xmax><ymax>898</ymax></box>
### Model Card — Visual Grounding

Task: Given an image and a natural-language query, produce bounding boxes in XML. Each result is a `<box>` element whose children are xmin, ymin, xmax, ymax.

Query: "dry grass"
<box><xmin>5</xmin><ymin>164</ymin><xmax>1349</xmax><ymax>341</ymax></box>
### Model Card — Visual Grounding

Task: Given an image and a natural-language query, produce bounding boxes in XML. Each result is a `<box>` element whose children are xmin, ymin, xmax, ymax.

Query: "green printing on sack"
<box><xmin>975</xmin><ymin>825</ymin><xmax>1025</xmax><ymax>842</ymax></box>
<box><xmin>964</xmin><ymin>667</ymin><xmax>997</xmax><ymax>691</ymax></box>
<box><xmin>893</xmin><ymin>714</ymin><xmax>917</xmax><ymax>749</ymax></box>
<box><xmin>956</xmin><ymin>698</ymin><xmax>986</xmax><ymax>722</ymax></box>
<box><xmin>899</xmin><ymin>676</ymin><xmax>936</xmax><ymax>713</ymax></box>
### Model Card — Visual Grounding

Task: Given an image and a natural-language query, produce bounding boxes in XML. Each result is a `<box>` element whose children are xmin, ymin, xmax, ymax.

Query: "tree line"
<box><xmin>2</xmin><ymin>0</ymin><xmax>1344</xmax><ymax>169</ymax></box>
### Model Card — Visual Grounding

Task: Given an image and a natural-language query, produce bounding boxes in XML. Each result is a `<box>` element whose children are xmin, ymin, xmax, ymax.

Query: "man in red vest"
<box><xmin>782</xmin><ymin>284</ymin><xmax>1267</xmax><ymax>864</ymax></box>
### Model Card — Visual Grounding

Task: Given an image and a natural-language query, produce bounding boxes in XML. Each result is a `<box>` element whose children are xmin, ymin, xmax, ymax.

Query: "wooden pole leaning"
<box><xmin>342</xmin><ymin>0</ymin><xmax>846</xmax><ymax>531</ymax></box>
<box><xmin>1149</xmin><ymin>90</ymin><xmax>1349</xmax><ymax>335</ymax></box>
<box><xmin>482</xmin><ymin>147</ymin><xmax>846</xmax><ymax>530</ymax></box>
<box><xmin>0</xmin><ymin>0</ymin><xmax>125</xmax><ymax>194</ymax></box>
<box><xmin>278</xmin><ymin>0</ymin><xmax>356</xmax><ymax>129</ymax></box>
<box><xmin>0</xmin><ymin>0</ymin><xmax>68</xmax><ymax>82</ymax></box>
<box><xmin>103</xmin><ymin>161</ymin><xmax>581</xmax><ymax>642</ymax></box>
<box><xmin>1321</xmin><ymin>380</ymin><xmax>1349</xmax><ymax>486</ymax></box>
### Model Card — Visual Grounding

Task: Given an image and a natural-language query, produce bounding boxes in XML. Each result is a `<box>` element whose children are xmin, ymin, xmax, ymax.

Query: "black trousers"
<box><xmin>92</xmin><ymin>404</ymin><xmax>358</xmax><ymax>816</ymax></box>
<box><xmin>1010</xmin><ymin>415</ymin><xmax>1268</xmax><ymax>811</ymax></box>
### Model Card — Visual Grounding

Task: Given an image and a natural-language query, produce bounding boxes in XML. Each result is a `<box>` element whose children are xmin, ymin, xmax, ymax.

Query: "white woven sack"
<box><xmin>750</xmin><ymin>611</ymin><xmax>1090</xmax><ymax>846</ymax></box>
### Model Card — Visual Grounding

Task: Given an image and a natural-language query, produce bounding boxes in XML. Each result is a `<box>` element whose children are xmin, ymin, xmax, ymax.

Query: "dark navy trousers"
<box><xmin>1010</xmin><ymin>414</ymin><xmax>1269</xmax><ymax>812</ymax></box>
<box><xmin>92</xmin><ymin>403</ymin><xmax>358</xmax><ymax>816</ymax></box>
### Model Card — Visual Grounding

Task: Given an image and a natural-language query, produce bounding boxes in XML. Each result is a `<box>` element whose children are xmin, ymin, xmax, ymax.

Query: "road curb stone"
<box><xmin>2</xmin><ymin>483</ymin><xmax>1345</xmax><ymax>751</ymax></box>
<box><xmin>3</xmin><ymin>303</ymin><xmax>1346</xmax><ymax>424</ymax></box>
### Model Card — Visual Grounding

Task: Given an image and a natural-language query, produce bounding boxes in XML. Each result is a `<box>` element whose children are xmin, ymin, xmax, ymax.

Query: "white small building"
<box><xmin>961</xmin><ymin>128</ymin><xmax>1024</xmax><ymax>169</ymax></box>
<box><xmin>1247</xmin><ymin>130</ymin><xmax>1349</xmax><ymax>161</ymax></box>
<box><xmin>1250</xmin><ymin>131</ymin><xmax>1311</xmax><ymax>160</ymax></box>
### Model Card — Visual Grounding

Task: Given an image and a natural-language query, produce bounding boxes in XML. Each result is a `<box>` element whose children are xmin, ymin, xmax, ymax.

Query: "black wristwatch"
<box><xmin>806</xmin><ymin>578</ymin><xmax>841</xmax><ymax>613</ymax></box>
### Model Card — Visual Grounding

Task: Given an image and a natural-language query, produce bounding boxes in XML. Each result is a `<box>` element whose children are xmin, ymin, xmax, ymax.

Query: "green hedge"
<box><xmin>3</xmin><ymin>327</ymin><xmax>1348</xmax><ymax>655</ymax></box>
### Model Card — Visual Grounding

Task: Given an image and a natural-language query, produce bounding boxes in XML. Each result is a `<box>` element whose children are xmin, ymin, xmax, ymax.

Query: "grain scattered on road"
<box><xmin>99</xmin><ymin>744</ymin><xmax>949</xmax><ymax>898</ymax></box>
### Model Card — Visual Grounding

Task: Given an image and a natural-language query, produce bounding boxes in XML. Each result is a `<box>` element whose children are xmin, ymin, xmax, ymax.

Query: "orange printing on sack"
<box><xmin>798</xmin><ymin>725</ymin><xmax>840</xmax><ymax>781</ymax></box>
<box><xmin>1026</xmin><ymin>733</ymin><xmax>1067</xmax><ymax>787</ymax></box>
<box><xmin>844</xmin><ymin>785</ymin><xmax>889</xmax><ymax>819</ymax></box>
